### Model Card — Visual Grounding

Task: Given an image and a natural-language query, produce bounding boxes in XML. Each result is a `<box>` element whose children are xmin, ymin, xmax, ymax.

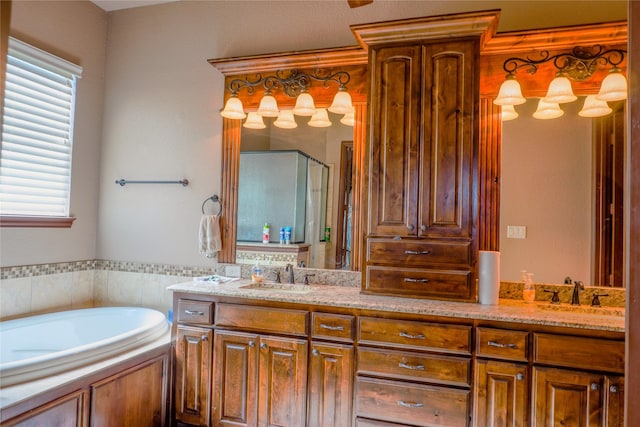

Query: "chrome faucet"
<box><xmin>285</xmin><ymin>263</ymin><xmax>295</xmax><ymax>284</ymax></box>
<box><xmin>571</xmin><ymin>280</ymin><xmax>584</xmax><ymax>305</ymax></box>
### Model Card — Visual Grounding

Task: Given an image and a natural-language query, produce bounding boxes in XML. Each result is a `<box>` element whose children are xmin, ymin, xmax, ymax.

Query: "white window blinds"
<box><xmin>1</xmin><ymin>38</ymin><xmax>83</xmax><ymax>217</ymax></box>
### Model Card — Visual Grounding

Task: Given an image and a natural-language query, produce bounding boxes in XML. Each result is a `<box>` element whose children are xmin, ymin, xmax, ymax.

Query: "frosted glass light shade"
<box><xmin>544</xmin><ymin>76</ymin><xmax>577</xmax><ymax>103</ymax></box>
<box><xmin>273</xmin><ymin>110</ymin><xmax>297</xmax><ymax>129</ymax></box>
<box><xmin>220</xmin><ymin>96</ymin><xmax>246</xmax><ymax>119</ymax></box>
<box><xmin>257</xmin><ymin>94</ymin><xmax>279</xmax><ymax>117</ymax></box>
<box><xmin>501</xmin><ymin>104</ymin><xmax>518</xmax><ymax>121</ymax></box>
<box><xmin>328</xmin><ymin>90</ymin><xmax>353</xmax><ymax>114</ymax></box>
<box><xmin>293</xmin><ymin>92</ymin><xmax>316</xmax><ymax>116</ymax></box>
<box><xmin>308</xmin><ymin>108</ymin><xmax>332</xmax><ymax>127</ymax></box>
<box><xmin>596</xmin><ymin>70</ymin><xmax>628</xmax><ymax>101</ymax></box>
<box><xmin>340</xmin><ymin>109</ymin><xmax>355</xmax><ymax>126</ymax></box>
<box><xmin>533</xmin><ymin>99</ymin><xmax>564</xmax><ymax>119</ymax></box>
<box><xmin>494</xmin><ymin>77</ymin><xmax>526</xmax><ymax>106</ymax></box>
<box><xmin>578</xmin><ymin>95</ymin><xmax>612</xmax><ymax>117</ymax></box>
<box><xmin>243</xmin><ymin>112</ymin><xmax>266</xmax><ymax>129</ymax></box>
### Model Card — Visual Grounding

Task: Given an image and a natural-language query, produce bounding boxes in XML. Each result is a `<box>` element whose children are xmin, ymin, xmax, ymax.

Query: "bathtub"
<box><xmin>0</xmin><ymin>306</ymin><xmax>169</xmax><ymax>387</ymax></box>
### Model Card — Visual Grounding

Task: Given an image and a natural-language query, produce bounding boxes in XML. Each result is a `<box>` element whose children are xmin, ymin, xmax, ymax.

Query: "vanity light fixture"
<box><xmin>500</xmin><ymin>104</ymin><xmax>518</xmax><ymax>121</ymax></box>
<box><xmin>494</xmin><ymin>45</ymin><xmax>627</xmax><ymax>119</ymax></box>
<box><xmin>220</xmin><ymin>68</ymin><xmax>354</xmax><ymax>128</ymax></box>
<box><xmin>578</xmin><ymin>95</ymin><xmax>613</xmax><ymax>117</ymax></box>
<box><xmin>340</xmin><ymin>108</ymin><xmax>355</xmax><ymax>126</ymax></box>
<box><xmin>273</xmin><ymin>110</ymin><xmax>298</xmax><ymax>129</ymax></box>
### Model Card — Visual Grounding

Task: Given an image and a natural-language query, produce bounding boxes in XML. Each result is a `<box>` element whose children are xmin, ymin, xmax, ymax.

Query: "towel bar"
<box><xmin>115</xmin><ymin>179</ymin><xmax>189</xmax><ymax>186</ymax></box>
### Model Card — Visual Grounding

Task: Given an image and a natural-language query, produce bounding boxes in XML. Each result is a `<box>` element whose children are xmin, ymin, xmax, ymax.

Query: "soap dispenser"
<box><xmin>251</xmin><ymin>263</ymin><xmax>263</xmax><ymax>284</ymax></box>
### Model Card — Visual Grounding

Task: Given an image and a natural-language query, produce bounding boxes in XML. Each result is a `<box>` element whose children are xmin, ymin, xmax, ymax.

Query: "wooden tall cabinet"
<box><xmin>352</xmin><ymin>12</ymin><xmax>499</xmax><ymax>301</ymax></box>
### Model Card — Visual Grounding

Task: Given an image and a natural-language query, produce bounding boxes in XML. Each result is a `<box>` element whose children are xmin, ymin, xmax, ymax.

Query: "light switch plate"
<box><xmin>507</xmin><ymin>225</ymin><xmax>527</xmax><ymax>239</ymax></box>
<box><xmin>225</xmin><ymin>265</ymin><xmax>242</xmax><ymax>277</ymax></box>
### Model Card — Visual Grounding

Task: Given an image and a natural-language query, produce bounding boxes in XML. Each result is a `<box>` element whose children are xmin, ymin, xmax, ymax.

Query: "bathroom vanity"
<box><xmin>169</xmin><ymin>279</ymin><xmax>624</xmax><ymax>427</ymax></box>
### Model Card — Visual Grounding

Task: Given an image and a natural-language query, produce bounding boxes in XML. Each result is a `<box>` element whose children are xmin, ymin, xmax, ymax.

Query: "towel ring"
<box><xmin>201</xmin><ymin>195</ymin><xmax>222</xmax><ymax>215</ymax></box>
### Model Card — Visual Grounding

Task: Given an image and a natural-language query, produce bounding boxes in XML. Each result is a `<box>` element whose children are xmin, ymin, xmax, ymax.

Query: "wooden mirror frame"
<box><xmin>209</xmin><ymin>47</ymin><xmax>369</xmax><ymax>269</ymax></box>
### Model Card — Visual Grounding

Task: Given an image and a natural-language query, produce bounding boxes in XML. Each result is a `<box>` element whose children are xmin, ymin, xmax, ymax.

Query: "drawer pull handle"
<box><xmin>184</xmin><ymin>309</ymin><xmax>205</xmax><ymax>316</ymax></box>
<box><xmin>398</xmin><ymin>400</ymin><xmax>424</xmax><ymax>409</ymax></box>
<box><xmin>399</xmin><ymin>331</ymin><xmax>425</xmax><ymax>340</ymax></box>
<box><xmin>320</xmin><ymin>323</ymin><xmax>345</xmax><ymax>331</ymax></box>
<box><xmin>398</xmin><ymin>362</ymin><xmax>425</xmax><ymax>371</ymax></box>
<box><xmin>403</xmin><ymin>278</ymin><xmax>430</xmax><ymax>283</ymax></box>
<box><xmin>404</xmin><ymin>250</ymin><xmax>431</xmax><ymax>255</ymax></box>
<box><xmin>487</xmin><ymin>340</ymin><xmax>517</xmax><ymax>349</ymax></box>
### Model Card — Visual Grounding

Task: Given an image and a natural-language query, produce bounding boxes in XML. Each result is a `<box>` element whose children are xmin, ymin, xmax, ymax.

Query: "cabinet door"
<box><xmin>474</xmin><ymin>359</ymin><xmax>527</xmax><ymax>427</ymax></box>
<box><xmin>175</xmin><ymin>325</ymin><xmax>213</xmax><ymax>426</ymax></box>
<box><xmin>604</xmin><ymin>376</ymin><xmax>624</xmax><ymax>427</ymax></box>
<box><xmin>533</xmin><ymin>367</ymin><xmax>603</xmax><ymax>427</ymax></box>
<box><xmin>257</xmin><ymin>335</ymin><xmax>308</xmax><ymax>427</ymax></box>
<box><xmin>419</xmin><ymin>40</ymin><xmax>477</xmax><ymax>239</ymax></box>
<box><xmin>212</xmin><ymin>330</ymin><xmax>259</xmax><ymax>427</ymax></box>
<box><xmin>367</xmin><ymin>44</ymin><xmax>421</xmax><ymax>237</ymax></box>
<box><xmin>307</xmin><ymin>342</ymin><xmax>354</xmax><ymax>427</ymax></box>
<box><xmin>2</xmin><ymin>390</ymin><xmax>88</xmax><ymax>427</ymax></box>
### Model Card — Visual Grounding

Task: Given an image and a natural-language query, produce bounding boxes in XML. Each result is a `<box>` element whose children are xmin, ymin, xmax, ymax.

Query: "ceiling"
<box><xmin>91</xmin><ymin>0</ymin><xmax>178</xmax><ymax>12</ymax></box>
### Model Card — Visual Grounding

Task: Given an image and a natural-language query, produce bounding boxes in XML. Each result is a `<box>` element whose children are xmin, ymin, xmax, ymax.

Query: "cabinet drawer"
<box><xmin>311</xmin><ymin>312</ymin><xmax>354</xmax><ymax>342</ymax></box>
<box><xmin>176</xmin><ymin>299</ymin><xmax>214</xmax><ymax>325</ymax></box>
<box><xmin>215</xmin><ymin>303</ymin><xmax>308</xmax><ymax>336</ymax></box>
<box><xmin>357</xmin><ymin>347</ymin><xmax>470</xmax><ymax>387</ymax></box>
<box><xmin>476</xmin><ymin>328</ymin><xmax>528</xmax><ymax>362</ymax></box>
<box><xmin>358</xmin><ymin>317</ymin><xmax>471</xmax><ymax>355</ymax></box>
<box><xmin>367</xmin><ymin>238</ymin><xmax>471</xmax><ymax>267</ymax></box>
<box><xmin>355</xmin><ymin>377</ymin><xmax>470</xmax><ymax>427</ymax></box>
<box><xmin>533</xmin><ymin>333</ymin><xmax>624</xmax><ymax>374</ymax></box>
<box><xmin>364</xmin><ymin>266</ymin><xmax>473</xmax><ymax>300</ymax></box>
<box><xmin>355</xmin><ymin>419</ymin><xmax>408</xmax><ymax>427</ymax></box>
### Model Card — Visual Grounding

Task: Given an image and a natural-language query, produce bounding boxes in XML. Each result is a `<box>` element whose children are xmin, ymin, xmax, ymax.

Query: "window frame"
<box><xmin>1</xmin><ymin>38</ymin><xmax>82</xmax><ymax>228</ymax></box>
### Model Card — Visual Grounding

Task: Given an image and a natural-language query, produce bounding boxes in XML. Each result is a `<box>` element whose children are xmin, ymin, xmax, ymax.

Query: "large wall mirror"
<box><xmin>482</xmin><ymin>20</ymin><xmax>627</xmax><ymax>287</ymax></box>
<box><xmin>211</xmin><ymin>21</ymin><xmax>627</xmax><ymax>285</ymax></box>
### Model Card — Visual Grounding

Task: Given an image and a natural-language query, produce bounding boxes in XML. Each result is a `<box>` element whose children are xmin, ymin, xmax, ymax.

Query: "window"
<box><xmin>1</xmin><ymin>37</ymin><xmax>82</xmax><ymax>227</ymax></box>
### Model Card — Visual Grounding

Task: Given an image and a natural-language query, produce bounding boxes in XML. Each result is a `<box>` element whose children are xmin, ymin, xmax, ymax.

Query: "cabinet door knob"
<box><xmin>260</xmin><ymin>342</ymin><xmax>267</xmax><ymax>350</ymax></box>
<box><xmin>516</xmin><ymin>373</ymin><xmax>524</xmax><ymax>381</ymax></box>
<box><xmin>312</xmin><ymin>349</ymin><xmax>319</xmax><ymax>356</ymax></box>
<box><xmin>248</xmin><ymin>341</ymin><xmax>255</xmax><ymax>348</ymax></box>
<box><xmin>420</xmin><ymin>224</ymin><xmax>427</xmax><ymax>232</ymax></box>
<box><xmin>407</xmin><ymin>224</ymin><xmax>415</xmax><ymax>231</ymax></box>
<box><xmin>591</xmin><ymin>382</ymin><xmax>600</xmax><ymax>391</ymax></box>
<box><xmin>610</xmin><ymin>385</ymin><xmax>618</xmax><ymax>393</ymax></box>
<box><xmin>201</xmin><ymin>335</ymin><xmax>208</xmax><ymax>342</ymax></box>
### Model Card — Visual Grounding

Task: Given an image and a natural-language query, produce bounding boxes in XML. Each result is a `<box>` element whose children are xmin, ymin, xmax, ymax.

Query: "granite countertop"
<box><xmin>168</xmin><ymin>279</ymin><xmax>625</xmax><ymax>333</ymax></box>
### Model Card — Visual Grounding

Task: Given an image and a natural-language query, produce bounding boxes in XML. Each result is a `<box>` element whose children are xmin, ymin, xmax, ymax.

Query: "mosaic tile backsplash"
<box><xmin>0</xmin><ymin>260</ymin><xmax>626</xmax><ymax>320</ymax></box>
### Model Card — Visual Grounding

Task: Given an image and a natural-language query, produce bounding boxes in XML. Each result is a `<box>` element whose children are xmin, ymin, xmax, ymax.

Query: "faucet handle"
<box><xmin>591</xmin><ymin>292</ymin><xmax>609</xmax><ymax>307</ymax></box>
<box><xmin>274</xmin><ymin>271</ymin><xmax>281</xmax><ymax>283</ymax></box>
<box><xmin>303</xmin><ymin>273</ymin><xmax>315</xmax><ymax>285</ymax></box>
<box><xmin>544</xmin><ymin>289</ymin><xmax>561</xmax><ymax>304</ymax></box>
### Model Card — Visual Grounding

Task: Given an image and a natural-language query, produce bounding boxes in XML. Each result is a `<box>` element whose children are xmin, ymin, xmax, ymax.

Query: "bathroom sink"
<box><xmin>239</xmin><ymin>282</ymin><xmax>313</xmax><ymax>293</ymax></box>
<box><xmin>537</xmin><ymin>303</ymin><xmax>624</xmax><ymax>317</ymax></box>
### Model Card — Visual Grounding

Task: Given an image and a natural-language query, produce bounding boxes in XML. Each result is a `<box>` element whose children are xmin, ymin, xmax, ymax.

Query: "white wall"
<box><xmin>1</xmin><ymin>0</ymin><xmax>627</xmax><ymax>269</ymax></box>
<box><xmin>1</xmin><ymin>1</ymin><xmax>107</xmax><ymax>267</ymax></box>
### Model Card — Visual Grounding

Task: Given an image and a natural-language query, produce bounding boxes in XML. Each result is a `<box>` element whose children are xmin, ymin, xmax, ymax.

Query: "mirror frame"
<box><xmin>209</xmin><ymin>47</ymin><xmax>369</xmax><ymax>269</ymax></box>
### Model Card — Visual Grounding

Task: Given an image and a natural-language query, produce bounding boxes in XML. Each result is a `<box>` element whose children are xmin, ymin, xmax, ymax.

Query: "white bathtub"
<box><xmin>0</xmin><ymin>307</ymin><xmax>169</xmax><ymax>387</ymax></box>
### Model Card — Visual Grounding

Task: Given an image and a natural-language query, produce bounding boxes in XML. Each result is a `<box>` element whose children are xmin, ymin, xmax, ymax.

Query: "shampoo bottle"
<box><xmin>262</xmin><ymin>223</ymin><xmax>270</xmax><ymax>244</ymax></box>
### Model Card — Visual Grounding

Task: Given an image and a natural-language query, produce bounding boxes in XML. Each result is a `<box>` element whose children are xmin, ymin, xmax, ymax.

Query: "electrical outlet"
<box><xmin>507</xmin><ymin>225</ymin><xmax>527</xmax><ymax>239</ymax></box>
<box><xmin>225</xmin><ymin>265</ymin><xmax>242</xmax><ymax>278</ymax></box>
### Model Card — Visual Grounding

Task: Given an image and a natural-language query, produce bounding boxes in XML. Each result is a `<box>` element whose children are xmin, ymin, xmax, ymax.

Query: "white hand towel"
<box><xmin>199</xmin><ymin>215</ymin><xmax>222</xmax><ymax>258</ymax></box>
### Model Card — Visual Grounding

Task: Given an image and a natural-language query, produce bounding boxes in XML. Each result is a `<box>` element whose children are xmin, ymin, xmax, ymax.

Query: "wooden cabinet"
<box><xmin>212</xmin><ymin>304</ymin><xmax>308</xmax><ymax>427</ymax></box>
<box><xmin>355</xmin><ymin>316</ymin><xmax>472</xmax><ymax>426</ymax></box>
<box><xmin>174</xmin><ymin>326</ymin><xmax>212</xmax><ymax>426</ymax></box>
<box><xmin>174</xmin><ymin>299</ymin><xmax>214</xmax><ymax>426</ymax></box>
<box><xmin>474</xmin><ymin>327</ymin><xmax>625</xmax><ymax>427</ymax></box>
<box><xmin>308</xmin><ymin>313</ymin><xmax>355</xmax><ymax>427</ymax></box>
<box><xmin>353</xmin><ymin>13</ymin><xmax>499</xmax><ymax>301</ymax></box>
